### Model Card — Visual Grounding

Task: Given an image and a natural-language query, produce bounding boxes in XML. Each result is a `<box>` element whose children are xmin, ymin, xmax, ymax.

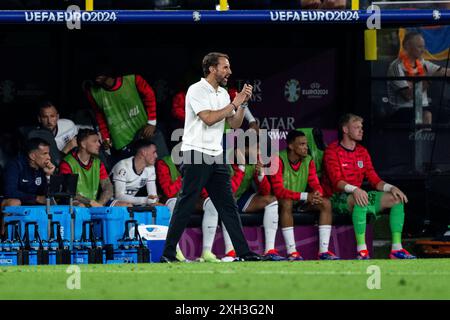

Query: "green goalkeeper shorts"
<box><xmin>330</xmin><ymin>191</ymin><xmax>384</xmax><ymax>218</ymax></box>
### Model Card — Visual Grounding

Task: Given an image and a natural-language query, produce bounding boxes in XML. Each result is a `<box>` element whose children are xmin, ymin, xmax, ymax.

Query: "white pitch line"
<box><xmin>2</xmin><ymin>269</ymin><xmax>450</xmax><ymax>276</ymax></box>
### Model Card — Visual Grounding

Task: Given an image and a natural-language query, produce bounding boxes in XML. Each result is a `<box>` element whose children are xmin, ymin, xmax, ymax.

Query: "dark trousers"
<box><xmin>162</xmin><ymin>150</ymin><xmax>251</xmax><ymax>259</ymax></box>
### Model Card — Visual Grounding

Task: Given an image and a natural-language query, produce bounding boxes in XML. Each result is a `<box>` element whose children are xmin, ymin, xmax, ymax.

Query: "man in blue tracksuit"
<box><xmin>1</xmin><ymin>138</ymin><xmax>56</xmax><ymax>236</ymax></box>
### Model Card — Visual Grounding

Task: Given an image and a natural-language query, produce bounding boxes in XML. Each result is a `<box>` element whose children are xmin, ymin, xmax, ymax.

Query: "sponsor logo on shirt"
<box><xmin>129</xmin><ymin>105</ymin><xmax>140</xmax><ymax>117</ymax></box>
<box><xmin>118</xmin><ymin>169</ymin><xmax>127</xmax><ymax>178</ymax></box>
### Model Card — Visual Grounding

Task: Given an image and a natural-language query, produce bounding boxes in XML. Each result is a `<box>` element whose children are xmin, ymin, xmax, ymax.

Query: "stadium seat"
<box><xmin>297</xmin><ymin>127</ymin><xmax>326</xmax><ymax>178</ymax></box>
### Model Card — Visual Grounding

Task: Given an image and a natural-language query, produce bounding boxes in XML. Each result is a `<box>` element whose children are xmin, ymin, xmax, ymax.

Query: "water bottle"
<box><xmin>3</xmin><ymin>240</ymin><xmax>11</xmax><ymax>252</ymax></box>
<box><xmin>30</xmin><ymin>239</ymin><xmax>40</xmax><ymax>251</ymax></box>
<box><xmin>73</xmin><ymin>240</ymin><xmax>82</xmax><ymax>250</ymax></box>
<box><xmin>10</xmin><ymin>239</ymin><xmax>20</xmax><ymax>251</ymax></box>
<box><xmin>117</xmin><ymin>239</ymin><xmax>124</xmax><ymax>250</ymax></box>
<box><xmin>130</xmin><ymin>239</ymin><xmax>139</xmax><ymax>249</ymax></box>
<box><xmin>94</xmin><ymin>239</ymin><xmax>103</xmax><ymax>249</ymax></box>
<box><xmin>81</xmin><ymin>239</ymin><xmax>92</xmax><ymax>250</ymax></box>
<box><xmin>41</xmin><ymin>240</ymin><xmax>49</xmax><ymax>251</ymax></box>
<box><xmin>62</xmin><ymin>239</ymin><xmax>70</xmax><ymax>250</ymax></box>
<box><xmin>122</xmin><ymin>237</ymin><xmax>131</xmax><ymax>250</ymax></box>
<box><xmin>48</xmin><ymin>240</ymin><xmax>59</xmax><ymax>251</ymax></box>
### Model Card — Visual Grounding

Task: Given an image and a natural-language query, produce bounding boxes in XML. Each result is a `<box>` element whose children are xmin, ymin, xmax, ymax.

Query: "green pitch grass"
<box><xmin>0</xmin><ymin>259</ymin><xmax>449</xmax><ymax>300</ymax></box>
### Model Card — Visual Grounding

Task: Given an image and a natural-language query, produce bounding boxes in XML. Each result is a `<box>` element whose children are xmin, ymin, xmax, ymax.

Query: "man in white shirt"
<box><xmin>160</xmin><ymin>52</ymin><xmax>262</xmax><ymax>263</ymax></box>
<box><xmin>37</xmin><ymin>101</ymin><xmax>79</xmax><ymax>154</ymax></box>
<box><xmin>111</xmin><ymin>139</ymin><xmax>159</xmax><ymax>206</ymax></box>
<box><xmin>22</xmin><ymin>101</ymin><xmax>79</xmax><ymax>166</ymax></box>
<box><xmin>387</xmin><ymin>31</ymin><xmax>450</xmax><ymax>125</ymax></box>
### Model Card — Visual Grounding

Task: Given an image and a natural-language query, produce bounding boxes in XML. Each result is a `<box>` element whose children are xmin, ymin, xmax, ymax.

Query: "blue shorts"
<box><xmin>237</xmin><ymin>191</ymin><xmax>257</xmax><ymax>212</ymax></box>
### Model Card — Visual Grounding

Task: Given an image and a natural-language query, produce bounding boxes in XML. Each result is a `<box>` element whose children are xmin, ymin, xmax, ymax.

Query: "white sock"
<box><xmin>202</xmin><ymin>198</ymin><xmax>218</xmax><ymax>252</ymax></box>
<box><xmin>357</xmin><ymin>244</ymin><xmax>367</xmax><ymax>252</ymax></box>
<box><xmin>263</xmin><ymin>201</ymin><xmax>278</xmax><ymax>253</ymax></box>
<box><xmin>281</xmin><ymin>227</ymin><xmax>296</xmax><ymax>254</ymax></box>
<box><xmin>165</xmin><ymin>198</ymin><xmax>182</xmax><ymax>253</ymax></box>
<box><xmin>391</xmin><ymin>243</ymin><xmax>403</xmax><ymax>251</ymax></box>
<box><xmin>165</xmin><ymin>198</ymin><xmax>177</xmax><ymax>214</ymax></box>
<box><xmin>221</xmin><ymin>222</ymin><xmax>234</xmax><ymax>254</ymax></box>
<box><xmin>318</xmin><ymin>225</ymin><xmax>332</xmax><ymax>253</ymax></box>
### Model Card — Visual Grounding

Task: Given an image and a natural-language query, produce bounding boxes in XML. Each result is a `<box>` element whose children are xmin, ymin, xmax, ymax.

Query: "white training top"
<box><xmin>111</xmin><ymin>156</ymin><xmax>158</xmax><ymax>205</ymax></box>
<box><xmin>54</xmin><ymin>119</ymin><xmax>78</xmax><ymax>151</ymax></box>
<box><xmin>387</xmin><ymin>57</ymin><xmax>442</xmax><ymax>109</ymax></box>
<box><xmin>181</xmin><ymin>78</ymin><xmax>232</xmax><ymax>157</ymax></box>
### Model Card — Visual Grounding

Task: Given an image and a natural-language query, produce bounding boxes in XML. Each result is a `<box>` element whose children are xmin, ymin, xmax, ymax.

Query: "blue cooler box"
<box><xmin>3</xmin><ymin>206</ymin><xmax>48</xmax><ymax>240</ymax></box>
<box><xmin>137</xmin><ymin>224</ymin><xmax>168</xmax><ymax>263</ymax></box>
<box><xmin>147</xmin><ymin>240</ymin><xmax>165</xmax><ymax>263</ymax></box>
<box><xmin>0</xmin><ymin>252</ymin><xmax>22</xmax><ymax>266</ymax></box>
<box><xmin>3</xmin><ymin>205</ymin><xmax>92</xmax><ymax>242</ymax></box>
<box><xmin>90</xmin><ymin>207</ymin><xmax>127</xmax><ymax>249</ymax></box>
<box><xmin>90</xmin><ymin>206</ymin><xmax>171</xmax><ymax>249</ymax></box>
<box><xmin>108</xmin><ymin>248</ymin><xmax>150</xmax><ymax>264</ymax></box>
<box><xmin>50</xmin><ymin>206</ymin><xmax>91</xmax><ymax>242</ymax></box>
<box><xmin>72</xmin><ymin>250</ymin><xmax>89</xmax><ymax>264</ymax></box>
<box><xmin>48</xmin><ymin>249</ymin><xmax>71</xmax><ymax>265</ymax></box>
<box><xmin>136</xmin><ymin>206</ymin><xmax>171</xmax><ymax>226</ymax></box>
<box><xmin>71</xmin><ymin>249</ymin><xmax>105</xmax><ymax>264</ymax></box>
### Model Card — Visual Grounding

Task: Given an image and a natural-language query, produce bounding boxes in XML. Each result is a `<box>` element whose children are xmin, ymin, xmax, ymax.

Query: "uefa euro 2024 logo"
<box><xmin>284</xmin><ymin>79</ymin><xmax>300</xmax><ymax>103</ymax></box>
<box><xmin>193</xmin><ymin>11</ymin><xmax>201</xmax><ymax>22</ymax></box>
<box><xmin>433</xmin><ymin>10</ymin><xmax>441</xmax><ymax>20</ymax></box>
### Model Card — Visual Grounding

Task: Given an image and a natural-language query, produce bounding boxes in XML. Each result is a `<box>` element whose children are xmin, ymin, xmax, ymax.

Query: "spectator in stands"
<box><xmin>156</xmin><ymin>153</ymin><xmax>222</xmax><ymax>262</ymax></box>
<box><xmin>269</xmin><ymin>130</ymin><xmax>339</xmax><ymax>260</ymax></box>
<box><xmin>59</xmin><ymin>129</ymin><xmax>129</xmax><ymax>208</ymax></box>
<box><xmin>221</xmin><ymin>140</ymin><xmax>283</xmax><ymax>261</ymax></box>
<box><xmin>321</xmin><ymin>113</ymin><xmax>415</xmax><ymax>260</ymax></box>
<box><xmin>387</xmin><ymin>31</ymin><xmax>450</xmax><ymax>125</ymax></box>
<box><xmin>1</xmin><ymin>138</ymin><xmax>56</xmax><ymax>235</ymax></box>
<box><xmin>85</xmin><ymin>66</ymin><xmax>169</xmax><ymax>163</ymax></box>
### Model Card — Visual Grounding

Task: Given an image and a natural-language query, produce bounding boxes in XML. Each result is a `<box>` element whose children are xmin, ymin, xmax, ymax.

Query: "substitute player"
<box><xmin>111</xmin><ymin>139</ymin><xmax>159</xmax><ymax>206</ymax></box>
<box><xmin>270</xmin><ymin>130</ymin><xmax>339</xmax><ymax>260</ymax></box>
<box><xmin>60</xmin><ymin>129</ymin><xmax>129</xmax><ymax>207</ymax></box>
<box><xmin>322</xmin><ymin>113</ymin><xmax>416</xmax><ymax>260</ymax></box>
<box><xmin>111</xmin><ymin>140</ymin><xmax>189</xmax><ymax>261</ymax></box>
